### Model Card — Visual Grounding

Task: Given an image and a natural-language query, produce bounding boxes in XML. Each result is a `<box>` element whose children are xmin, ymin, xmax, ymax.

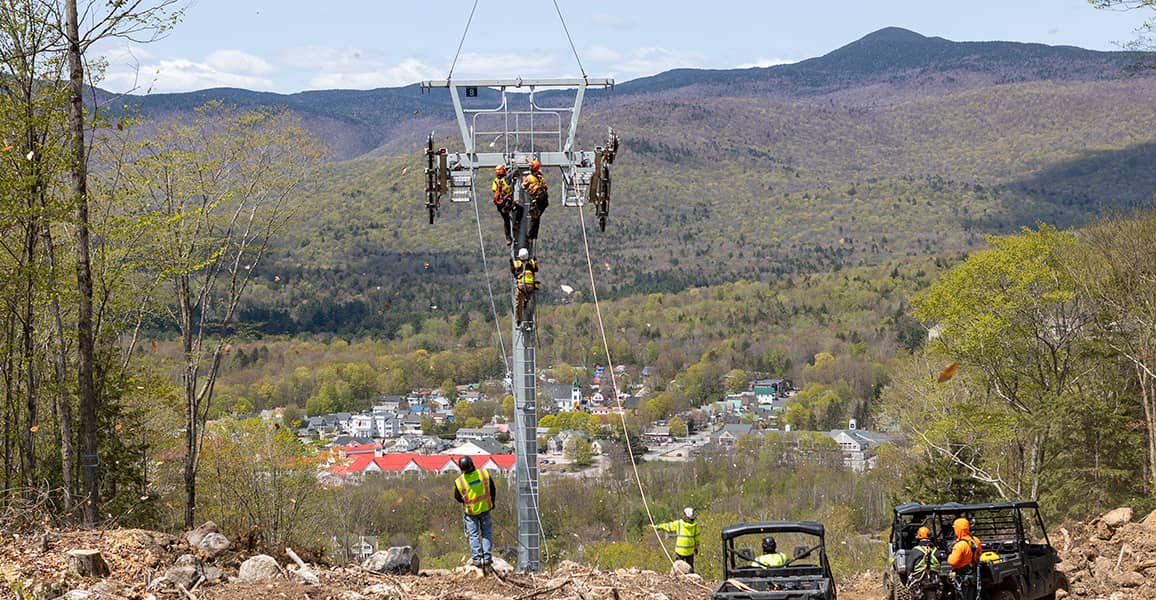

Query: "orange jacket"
<box><xmin>947</xmin><ymin>517</ymin><xmax>982</xmax><ymax>569</ymax></box>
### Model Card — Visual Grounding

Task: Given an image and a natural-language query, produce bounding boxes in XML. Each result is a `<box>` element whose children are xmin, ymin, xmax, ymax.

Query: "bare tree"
<box><xmin>114</xmin><ymin>103</ymin><xmax>325</xmax><ymax>527</ymax></box>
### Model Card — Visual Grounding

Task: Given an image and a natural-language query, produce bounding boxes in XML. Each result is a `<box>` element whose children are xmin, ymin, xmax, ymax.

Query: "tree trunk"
<box><xmin>179</xmin><ymin>275</ymin><xmax>197</xmax><ymax>528</ymax></box>
<box><xmin>21</xmin><ymin>215</ymin><xmax>38</xmax><ymax>498</ymax></box>
<box><xmin>64</xmin><ymin>0</ymin><xmax>99</xmax><ymax>526</ymax></box>
<box><xmin>42</xmin><ymin>227</ymin><xmax>76</xmax><ymax>512</ymax></box>
<box><xmin>1139</xmin><ymin>360</ymin><xmax>1156</xmax><ymax>495</ymax></box>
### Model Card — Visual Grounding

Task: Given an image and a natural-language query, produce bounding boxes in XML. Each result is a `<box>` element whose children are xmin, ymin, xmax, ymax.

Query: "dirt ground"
<box><xmin>0</xmin><ymin>527</ymin><xmax>886</xmax><ymax>600</ymax></box>
<box><xmin>8</xmin><ymin>508</ymin><xmax>1156</xmax><ymax>600</ymax></box>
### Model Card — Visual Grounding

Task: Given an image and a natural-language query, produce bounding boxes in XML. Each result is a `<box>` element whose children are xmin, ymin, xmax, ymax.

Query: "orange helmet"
<box><xmin>529</xmin><ymin>159</ymin><xmax>540</xmax><ymax>171</ymax></box>
<box><xmin>917</xmin><ymin>526</ymin><xmax>930</xmax><ymax>540</ymax></box>
<box><xmin>495</xmin><ymin>165</ymin><xmax>506</xmax><ymax>176</ymax></box>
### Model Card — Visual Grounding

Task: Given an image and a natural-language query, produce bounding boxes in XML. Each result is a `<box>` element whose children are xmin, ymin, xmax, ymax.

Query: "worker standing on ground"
<box><xmin>492</xmin><ymin>165</ymin><xmax>516</xmax><ymax>245</ymax></box>
<box><xmin>751</xmin><ymin>535</ymin><xmax>788</xmax><ymax>567</ymax></box>
<box><xmin>523</xmin><ymin>159</ymin><xmax>548</xmax><ymax>240</ymax></box>
<box><xmin>654</xmin><ymin>507</ymin><xmax>700</xmax><ymax>573</ymax></box>
<box><xmin>947</xmin><ymin>517</ymin><xmax>983</xmax><ymax>600</ymax></box>
<box><xmin>453</xmin><ymin>456</ymin><xmax>495</xmax><ymax>568</ymax></box>
<box><xmin>510</xmin><ymin>248</ymin><xmax>539</xmax><ymax>325</ymax></box>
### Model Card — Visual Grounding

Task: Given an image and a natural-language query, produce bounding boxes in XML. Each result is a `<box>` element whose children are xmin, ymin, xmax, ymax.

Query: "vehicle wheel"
<box><xmin>885</xmin><ymin>571</ymin><xmax>913</xmax><ymax>600</ymax></box>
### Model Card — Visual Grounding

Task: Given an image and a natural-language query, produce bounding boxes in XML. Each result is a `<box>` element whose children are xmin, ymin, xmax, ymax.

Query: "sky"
<box><xmin>95</xmin><ymin>0</ymin><xmax>1153</xmax><ymax>95</ymax></box>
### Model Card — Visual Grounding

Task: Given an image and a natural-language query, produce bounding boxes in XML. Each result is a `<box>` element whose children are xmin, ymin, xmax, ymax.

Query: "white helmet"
<box><xmin>683</xmin><ymin>507</ymin><xmax>695</xmax><ymax>520</ymax></box>
<box><xmin>517</xmin><ymin>248</ymin><xmax>529</xmax><ymax>260</ymax></box>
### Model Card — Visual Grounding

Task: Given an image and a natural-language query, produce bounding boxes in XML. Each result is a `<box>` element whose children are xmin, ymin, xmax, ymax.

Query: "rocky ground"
<box><xmin>3</xmin><ymin>507</ymin><xmax>1154</xmax><ymax>600</ymax></box>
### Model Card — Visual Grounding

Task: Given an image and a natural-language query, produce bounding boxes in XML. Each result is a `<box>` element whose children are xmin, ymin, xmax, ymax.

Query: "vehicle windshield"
<box><xmin>728</xmin><ymin>530</ymin><xmax>824</xmax><ymax>569</ymax></box>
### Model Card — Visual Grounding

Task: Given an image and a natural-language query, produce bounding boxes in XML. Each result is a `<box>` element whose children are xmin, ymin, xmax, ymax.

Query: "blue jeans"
<box><xmin>463</xmin><ymin>511</ymin><xmax>492</xmax><ymax>565</ymax></box>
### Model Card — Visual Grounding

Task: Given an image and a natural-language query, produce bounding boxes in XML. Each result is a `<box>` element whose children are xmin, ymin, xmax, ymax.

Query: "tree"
<box><xmin>1089</xmin><ymin>1</ymin><xmax>1156</xmax><ymax>52</ymax></box>
<box><xmin>667</xmin><ymin>416</ymin><xmax>688</xmax><ymax>438</ymax></box>
<box><xmin>1074</xmin><ymin>214</ymin><xmax>1156</xmax><ymax>492</ymax></box>
<box><xmin>909</xmin><ymin>226</ymin><xmax>1093</xmax><ymax>499</ymax></box>
<box><xmin>564</xmin><ymin>436</ymin><xmax>593</xmax><ymax>467</ymax></box>
<box><xmin>113</xmin><ymin>103</ymin><xmax>324</xmax><ymax>527</ymax></box>
<box><xmin>198</xmin><ymin>418</ymin><xmax>326</xmax><ymax>547</ymax></box>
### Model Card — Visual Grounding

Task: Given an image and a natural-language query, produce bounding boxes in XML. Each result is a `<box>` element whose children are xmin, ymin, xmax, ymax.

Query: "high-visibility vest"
<box><xmin>524</xmin><ymin>172</ymin><xmax>545</xmax><ymax>195</ymax></box>
<box><xmin>911</xmin><ymin>544</ymin><xmax>940</xmax><ymax>578</ymax></box>
<box><xmin>514</xmin><ymin>260</ymin><xmax>536</xmax><ymax>286</ymax></box>
<box><xmin>455</xmin><ymin>469</ymin><xmax>493</xmax><ymax>516</ymax></box>
<box><xmin>492</xmin><ymin>177</ymin><xmax>511</xmax><ymax>204</ymax></box>
<box><xmin>752</xmin><ymin>552</ymin><xmax>787</xmax><ymax>567</ymax></box>
<box><xmin>658</xmin><ymin>518</ymin><xmax>699</xmax><ymax>557</ymax></box>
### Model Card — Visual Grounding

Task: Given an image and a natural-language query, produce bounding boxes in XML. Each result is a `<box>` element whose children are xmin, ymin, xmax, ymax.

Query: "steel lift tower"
<box><xmin>421</xmin><ymin>78</ymin><xmax>618</xmax><ymax>571</ymax></box>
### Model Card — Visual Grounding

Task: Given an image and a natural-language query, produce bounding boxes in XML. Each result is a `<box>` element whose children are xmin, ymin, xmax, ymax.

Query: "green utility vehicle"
<box><xmin>712</xmin><ymin>521</ymin><xmax>836</xmax><ymax>600</ymax></box>
<box><xmin>883</xmin><ymin>501</ymin><xmax>1065</xmax><ymax>600</ymax></box>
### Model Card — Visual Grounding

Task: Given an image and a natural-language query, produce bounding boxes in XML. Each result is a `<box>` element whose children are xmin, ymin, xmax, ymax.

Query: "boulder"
<box><xmin>362</xmin><ymin>546</ymin><xmax>419</xmax><ymax>575</ymax></box>
<box><xmin>1101</xmin><ymin>507</ymin><xmax>1133</xmax><ymax>528</ymax></box>
<box><xmin>489</xmin><ymin>555</ymin><xmax>514</xmax><ymax>574</ymax></box>
<box><xmin>196</xmin><ymin>532</ymin><xmax>231</xmax><ymax>557</ymax></box>
<box><xmin>163</xmin><ymin>565</ymin><xmax>201</xmax><ymax>589</ymax></box>
<box><xmin>173</xmin><ymin>553</ymin><xmax>201</xmax><ymax>568</ymax></box>
<box><xmin>1112</xmin><ymin>570</ymin><xmax>1147</xmax><ymax>587</ymax></box>
<box><xmin>238</xmin><ymin>554</ymin><xmax>281</xmax><ymax>582</ymax></box>
<box><xmin>1140</xmin><ymin>509</ymin><xmax>1156</xmax><ymax>531</ymax></box>
<box><xmin>184</xmin><ymin>521</ymin><xmax>220</xmax><ymax>548</ymax></box>
<box><xmin>670</xmin><ymin>559</ymin><xmax>691</xmax><ymax>575</ymax></box>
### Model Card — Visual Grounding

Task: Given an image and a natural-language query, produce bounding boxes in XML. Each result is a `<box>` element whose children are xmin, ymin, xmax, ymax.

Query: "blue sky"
<box><xmin>97</xmin><ymin>0</ymin><xmax>1153</xmax><ymax>95</ymax></box>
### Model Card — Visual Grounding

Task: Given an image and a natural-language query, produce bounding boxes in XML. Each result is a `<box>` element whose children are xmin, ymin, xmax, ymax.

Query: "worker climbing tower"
<box><xmin>420</xmin><ymin>77</ymin><xmax>619</xmax><ymax>571</ymax></box>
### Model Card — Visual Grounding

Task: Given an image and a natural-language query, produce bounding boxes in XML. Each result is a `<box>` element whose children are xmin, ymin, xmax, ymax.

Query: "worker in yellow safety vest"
<box><xmin>453</xmin><ymin>456</ymin><xmax>496</xmax><ymax>567</ymax></box>
<box><xmin>522</xmin><ymin>159</ymin><xmax>548</xmax><ymax>240</ymax></box>
<box><xmin>492</xmin><ymin>165</ymin><xmax>516</xmax><ymax>245</ymax></box>
<box><xmin>510</xmin><ymin>248</ymin><xmax>539</xmax><ymax>325</ymax></box>
<box><xmin>654</xmin><ymin>507</ymin><xmax>700</xmax><ymax>573</ymax></box>
<box><xmin>752</xmin><ymin>535</ymin><xmax>788</xmax><ymax>568</ymax></box>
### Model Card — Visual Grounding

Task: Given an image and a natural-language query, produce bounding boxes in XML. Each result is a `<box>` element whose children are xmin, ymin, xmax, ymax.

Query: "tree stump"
<box><xmin>67</xmin><ymin>549</ymin><xmax>110</xmax><ymax>578</ymax></box>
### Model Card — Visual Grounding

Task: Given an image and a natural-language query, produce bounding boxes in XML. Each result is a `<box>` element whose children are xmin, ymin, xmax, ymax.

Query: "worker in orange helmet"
<box><xmin>947</xmin><ymin>517</ymin><xmax>983</xmax><ymax>600</ymax></box>
<box><xmin>492</xmin><ymin>164</ymin><xmax>517</xmax><ymax>245</ymax></box>
<box><xmin>907</xmin><ymin>526</ymin><xmax>940</xmax><ymax>588</ymax></box>
<box><xmin>521</xmin><ymin>158</ymin><xmax>548</xmax><ymax>240</ymax></box>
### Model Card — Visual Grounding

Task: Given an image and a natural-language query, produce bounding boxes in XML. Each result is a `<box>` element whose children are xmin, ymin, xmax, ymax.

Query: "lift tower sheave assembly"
<box><xmin>420</xmin><ymin>77</ymin><xmax>618</xmax><ymax>572</ymax></box>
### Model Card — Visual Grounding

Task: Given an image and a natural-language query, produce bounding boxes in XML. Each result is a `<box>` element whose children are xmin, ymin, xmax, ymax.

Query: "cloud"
<box><xmin>104</xmin><ymin>57</ymin><xmax>275</xmax><ymax>94</ymax></box>
<box><xmin>596</xmin><ymin>47</ymin><xmax>706</xmax><ymax>81</ymax></box>
<box><xmin>736</xmin><ymin>57</ymin><xmax>795</xmax><ymax>69</ymax></box>
<box><xmin>308</xmin><ymin>57</ymin><xmax>438</xmax><ymax>89</ymax></box>
<box><xmin>206</xmin><ymin>50</ymin><xmax>274</xmax><ymax>75</ymax></box>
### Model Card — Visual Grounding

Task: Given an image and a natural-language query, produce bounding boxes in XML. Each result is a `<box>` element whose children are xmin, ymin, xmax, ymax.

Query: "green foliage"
<box><xmin>564</xmin><ymin>437</ymin><xmax>593</xmax><ymax>467</ymax></box>
<box><xmin>197</xmin><ymin>418</ymin><xmax>328</xmax><ymax>548</ymax></box>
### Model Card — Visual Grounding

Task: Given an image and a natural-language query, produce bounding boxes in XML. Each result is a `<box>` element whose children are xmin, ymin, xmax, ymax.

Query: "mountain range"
<box><xmin>117</xmin><ymin>28</ymin><xmax>1156</xmax><ymax>336</ymax></box>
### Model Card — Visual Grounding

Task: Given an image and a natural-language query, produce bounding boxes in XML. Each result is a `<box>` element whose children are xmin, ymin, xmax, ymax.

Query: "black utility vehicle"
<box><xmin>711</xmin><ymin>521</ymin><xmax>836</xmax><ymax>600</ymax></box>
<box><xmin>883</xmin><ymin>501</ymin><xmax>1065</xmax><ymax>600</ymax></box>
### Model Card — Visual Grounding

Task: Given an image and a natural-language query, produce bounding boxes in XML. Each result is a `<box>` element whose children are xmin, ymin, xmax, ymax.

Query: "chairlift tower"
<box><xmin>421</xmin><ymin>77</ymin><xmax>619</xmax><ymax>572</ymax></box>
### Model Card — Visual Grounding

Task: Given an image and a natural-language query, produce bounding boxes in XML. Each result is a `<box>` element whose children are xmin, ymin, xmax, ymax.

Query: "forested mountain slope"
<box><xmin>117</xmin><ymin>28</ymin><xmax>1156</xmax><ymax>336</ymax></box>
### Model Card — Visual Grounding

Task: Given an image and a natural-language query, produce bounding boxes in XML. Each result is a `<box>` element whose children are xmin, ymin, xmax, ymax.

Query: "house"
<box><xmin>400</xmin><ymin>414</ymin><xmax>424</xmax><ymax>435</ymax></box>
<box><xmin>547</xmin><ymin>430</ymin><xmax>590</xmax><ymax>455</ymax></box>
<box><xmin>540</xmin><ymin>382</ymin><xmax>578</xmax><ymax>412</ymax></box>
<box><xmin>330</xmin><ymin>453</ymin><xmax>517</xmax><ymax>479</ymax></box>
<box><xmin>455</xmin><ymin>428</ymin><xmax>499</xmax><ymax>443</ymax></box>
<box><xmin>711</xmin><ymin>423</ymin><xmax>758</xmax><ymax>448</ymax></box>
<box><xmin>752</xmin><ymin>379</ymin><xmax>789</xmax><ymax>403</ymax></box>
<box><xmin>450</xmin><ymin>438</ymin><xmax>507</xmax><ymax>456</ymax></box>
<box><xmin>377</xmin><ymin>395</ymin><xmax>405</xmax><ymax>411</ymax></box>
<box><xmin>824</xmin><ymin>424</ymin><xmax>891</xmax><ymax>471</ymax></box>
<box><xmin>349</xmin><ymin>410</ymin><xmax>402</xmax><ymax>439</ymax></box>
<box><xmin>641</xmin><ymin>426</ymin><xmax>673</xmax><ymax>445</ymax></box>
